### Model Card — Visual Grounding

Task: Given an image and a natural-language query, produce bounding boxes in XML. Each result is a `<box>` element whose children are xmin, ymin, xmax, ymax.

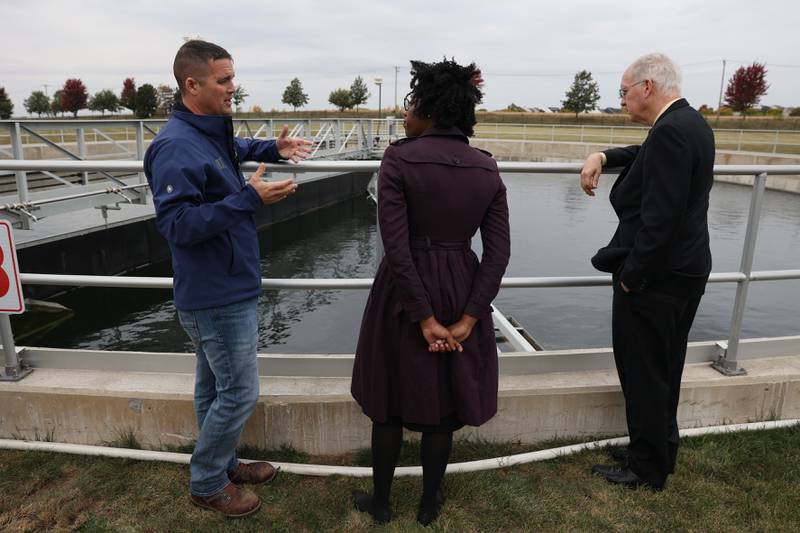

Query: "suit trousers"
<box><xmin>611</xmin><ymin>281</ymin><xmax>702</xmax><ymax>486</ymax></box>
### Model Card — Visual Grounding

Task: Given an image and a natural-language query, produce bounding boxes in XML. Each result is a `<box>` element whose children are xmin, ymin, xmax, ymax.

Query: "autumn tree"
<box><xmin>61</xmin><ymin>78</ymin><xmax>89</xmax><ymax>117</ymax></box>
<box><xmin>349</xmin><ymin>76</ymin><xmax>370</xmax><ymax>111</ymax></box>
<box><xmin>120</xmin><ymin>77</ymin><xmax>137</xmax><ymax>112</ymax></box>
<box><xmin>135</xmin><ymin>83</ymin><xmax>158</xmax><ymax>118</ymax></box>
<box><xmin>329</xmin><ymin>88</ymin><xmax>353</xmax><ymax>112</ymax></box>
<box><xmin>724</xmin><ymin>62</ymin><xmax>769</xmax><ymax>118</ymax></box>
<box><xmin>88</xmin><ymin>90</ymin><xmax>119</xmax><ymax>116</ymax></box>
<box><xmin>232</xmin><ymin>86</ymin><xmax>248</xmax><ymax>112</ymax></box>
<box><xmin>562</xmin><ymin>70</ymin><xmax>600</xmax><ymax>118</ymax></box>
<box><xmin>282</xmin><ymin>78</ymin><xmax>308</xmax><ymax>111</ymax></box>
<box><xmin>0</xmin><ymin>87</ymin><xmax>13</xmax><ymax>119</ymax></box>
<box><xmin>24</xmin><ymin>90</ymin><xmax>50</xmax><ymax>117</ymax></box>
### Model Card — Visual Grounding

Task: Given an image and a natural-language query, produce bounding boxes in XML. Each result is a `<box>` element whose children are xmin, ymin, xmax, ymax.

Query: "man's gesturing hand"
<box><xmin>248</xmin><ymin>163</ymin><xmax>298</xmax><ymax>204</ymax></box>
<box><xmin>580</xmin><ymin>152</ymin><xmax>604</xmax><ymax>196</ymax></box>
<box><xmin>276</xmin><ymin>125</ymin><xmax>313</xmax><ymax>162</ymax></box>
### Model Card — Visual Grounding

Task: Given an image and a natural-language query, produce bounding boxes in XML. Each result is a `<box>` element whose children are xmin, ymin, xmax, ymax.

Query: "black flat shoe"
<box><xmin>352</xmin><ymin>489</ymin><xmax>391</xmax><ymax>524</ymax></box>
<box><xmin>591</xmin><ymin>464</ymin><xmax>664</xmax><ymax>492</ymax></box>
<box><xmin>417</xmin><ymin>500</ymin><xmax>441</xmax><ymax>527</ymax></box>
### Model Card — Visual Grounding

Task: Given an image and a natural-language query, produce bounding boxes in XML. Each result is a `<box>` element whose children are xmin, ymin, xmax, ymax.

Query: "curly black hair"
<box><xmin>406</xmin><ymin>58</ymin><xmax>483</xmax><ymax>137</ymax></box>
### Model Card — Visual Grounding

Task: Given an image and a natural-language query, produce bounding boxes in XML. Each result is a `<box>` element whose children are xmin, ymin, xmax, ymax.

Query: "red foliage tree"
<box><xmin>120</xmin><ymin>78</ymin><xmax>137</xmax><ymax>111</ymax></box>
<box><xmin>60</xmin><ymin>78</ymin><xmax>88</xmax><ymax>118</ymax></box>
<box><xmin>724</xmin><ymin>63</ymin><xmax>769</xmax><ymax>118</ymax></box>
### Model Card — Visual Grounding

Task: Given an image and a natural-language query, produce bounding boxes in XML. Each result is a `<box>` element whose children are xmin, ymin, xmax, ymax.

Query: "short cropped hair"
<box><xmin>628</xmin><ymin>53</ymin><xmax>682</xmax><ymax>96</ymax></box>
<box><xmin>173</xmin><ymin>40</ymin><xmax>232</xmax><ymax>91</ymax></box>
<box><xmin>406</xmin><ymin>58</ymin><xmax>483</xmax><ymax>137</ymax></box>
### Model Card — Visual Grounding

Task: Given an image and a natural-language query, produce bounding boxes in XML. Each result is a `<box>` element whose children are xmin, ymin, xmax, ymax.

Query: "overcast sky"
<box><xmin>2</xmin><ymin>0</ymin><xmax>798</xmax><ymax>115</ymax></box>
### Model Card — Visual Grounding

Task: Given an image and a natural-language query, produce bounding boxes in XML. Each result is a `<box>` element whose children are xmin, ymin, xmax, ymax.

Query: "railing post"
<box><xmin>712</xmin><ymin>172</ymin><xmax>768</xmax><ymax>376</ymax></box>
<box><xmin>580</xmin><ymin>125</ymin><xmax>585</xmax><ymax>143</ymax></box>
<box><xmin>609</xmin><ymin>126</ymin><xmax>615</xmax><ymax>145</ymax></box>
<box><xmin>135</xmin><ymin>121</ymin><xmax>147</xmax><ymax>205</ymax></box>
<box><xmin>737</xmin><ymin>129</ymin><xmax>743</xmax><ymax>151</ymax></box>
<box><xmin>77</xmin><ymin>127</ymin><xmax>89</xmax><ymax>185</ymax></box>
<box><xmin>550</xmin><ymin>124</ymin><xmax>555</xmax><ymax>142</ymax></box>
<box><xmin>772</xmin><ymin>130</ymin><xmax>779</xmax><ymax>154</ymax></box>
<box><xmin>9</xmin><ymin>122</ymin><xmax>31</xmax><ymax>230</ymax></box>
<box><xmin>0</xmin><ymin>314</ymin><xmax>32</xmax><ymax>381</ymax></box>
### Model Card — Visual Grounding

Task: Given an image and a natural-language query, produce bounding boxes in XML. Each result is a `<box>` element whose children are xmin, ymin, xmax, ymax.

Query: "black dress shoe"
<box><xmin>352</xmin><ymin>490</ymin><xmax>391</xmax><ymax>524</ymax></box>
<box><xmin>591</xmin><ymin>464</ymin><xmax>664</xmax><ymax>492</ymax></box>
<box><xmin>608</xmin><ymin>445</ymin><xmax>628</xmax><ymax>463</ymax></box>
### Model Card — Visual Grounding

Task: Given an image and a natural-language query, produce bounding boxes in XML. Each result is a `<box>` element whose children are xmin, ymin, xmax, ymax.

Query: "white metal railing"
<box><xmin>1</xmin><ymin>159</ymin><xmax>799</xmax><ymax>381</ymax></box>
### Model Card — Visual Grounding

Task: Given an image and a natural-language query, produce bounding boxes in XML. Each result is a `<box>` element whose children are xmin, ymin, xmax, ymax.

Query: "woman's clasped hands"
<box><xmin>420</xmin><ymin>314</ymin><xmax>478</xmax><ymax>353</ymax></box>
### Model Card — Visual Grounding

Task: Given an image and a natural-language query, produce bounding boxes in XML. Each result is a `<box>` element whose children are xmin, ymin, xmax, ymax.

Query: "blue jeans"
<box><xmin>178</xmin><ymin>297</ymin><xmax>260</xmax><ymax>497</ymax></box>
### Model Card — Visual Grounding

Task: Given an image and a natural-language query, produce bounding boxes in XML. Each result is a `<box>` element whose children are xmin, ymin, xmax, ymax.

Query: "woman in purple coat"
<box><xmin>351</xmin><ymin>58</ymin><xmax>510</xmax><ymax>525</ymax></box>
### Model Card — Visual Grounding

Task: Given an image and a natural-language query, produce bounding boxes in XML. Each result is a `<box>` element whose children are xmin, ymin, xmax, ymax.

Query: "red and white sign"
<box><xmin>0</xmin><ymin>220</ymin><xmax>24</xmax><ymax>314</ymax></box>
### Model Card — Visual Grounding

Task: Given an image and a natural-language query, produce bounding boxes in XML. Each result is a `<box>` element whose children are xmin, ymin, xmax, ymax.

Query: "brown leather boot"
<box><xmin>190</xmin><ymin>483</ymin><xmax>261</xmax><ymax>517</ymax></box>
<box><xmin>229</xmin><ymin>461</ymin><xmax>279</xmax><ymax>485</ymax></box>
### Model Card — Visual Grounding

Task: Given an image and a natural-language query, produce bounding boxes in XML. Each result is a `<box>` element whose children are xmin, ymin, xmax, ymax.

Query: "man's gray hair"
<box><xmin>629</xmin><ymin>53</ymin><xmax>682</xmax><ymax>95</ymax></box>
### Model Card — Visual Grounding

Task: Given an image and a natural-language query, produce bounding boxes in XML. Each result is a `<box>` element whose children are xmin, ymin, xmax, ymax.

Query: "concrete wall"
<box><xmin>3</xmin><ymin>355</ymin><xmax>799</xmax><ymax>455</ymax></box>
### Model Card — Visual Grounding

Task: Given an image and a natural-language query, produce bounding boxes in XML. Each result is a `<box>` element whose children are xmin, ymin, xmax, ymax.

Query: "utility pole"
<box><xmin>42</xmin><ymin>84</ymin><xmax>51</xmax><ymax>97</ymax></box>
<box><xmin>393</xmin><ymin>66</ymin><xmax>401</xmax><ymax>114</ymax></box>
<box><xmin>715</xmin><ymin>59</ymin><xmax>727</xmax><ymax>125</ymax></box>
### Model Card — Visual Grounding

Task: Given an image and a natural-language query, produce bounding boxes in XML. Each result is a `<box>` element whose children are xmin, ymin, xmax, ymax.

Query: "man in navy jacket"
<box><xmin>144</xmin><ymin>40</ymin><xmax>310</xmax><ymax>517</ymax></box>
<box><xmin>580</xmin><ymin>53</ymin><xmax>714</xmax><ymax>491</ymax></box>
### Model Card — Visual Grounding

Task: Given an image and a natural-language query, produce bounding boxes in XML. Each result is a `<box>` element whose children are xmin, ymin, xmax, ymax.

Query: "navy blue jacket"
<box><xmin>144</xmin><ymin>103</ymin><xmax>282</xmax><ymax>310</ymax></box>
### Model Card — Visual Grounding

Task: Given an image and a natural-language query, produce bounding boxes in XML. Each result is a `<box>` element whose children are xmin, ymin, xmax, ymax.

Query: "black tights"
<box><xmin>370</xmin><ymin>421</ymin><xmax>453</xmax><ymax>511</ymax></box>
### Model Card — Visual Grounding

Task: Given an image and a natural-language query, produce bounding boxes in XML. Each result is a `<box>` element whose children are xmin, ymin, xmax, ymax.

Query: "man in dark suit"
<box><xmin>580</xmin><ymin>53</ymin><xmax>715</xmax><ymax>491</ymax></box>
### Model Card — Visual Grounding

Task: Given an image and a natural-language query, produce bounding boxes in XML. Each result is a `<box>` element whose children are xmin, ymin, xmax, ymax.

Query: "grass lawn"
<box><xmin>1</xmin><ymin>425</ymin><xmax>799</xmax><ymax>532</ymax></box>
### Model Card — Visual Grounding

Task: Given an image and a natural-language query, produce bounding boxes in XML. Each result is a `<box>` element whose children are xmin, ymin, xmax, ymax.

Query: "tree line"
<box><xmin>522</xmin><ymin>62</ymin><xmax>779</xmax><ymax>119</ymax></box>
<box><xmin>0</xmin><ymin>78</ymin><xmax>248</xmax><ymax>119</ymax></box>
<box><xmin>0</xmin><ymin>63</ymin><xmax>784</xmax><ymax>120</ymax></box>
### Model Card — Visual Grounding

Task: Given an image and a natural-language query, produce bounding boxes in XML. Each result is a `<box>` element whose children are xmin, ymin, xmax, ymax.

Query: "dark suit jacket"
<box><xmin>597</xmin><ymin>99</ymin><xmax>715</xmax><ymax>295</ymax></box>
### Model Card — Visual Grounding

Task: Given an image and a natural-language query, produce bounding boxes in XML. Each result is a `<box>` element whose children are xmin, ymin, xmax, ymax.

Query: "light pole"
<box><xmin>374</xmin><ymin>77</ymin><xmax>383</xmax><ymax>115</ymax></box>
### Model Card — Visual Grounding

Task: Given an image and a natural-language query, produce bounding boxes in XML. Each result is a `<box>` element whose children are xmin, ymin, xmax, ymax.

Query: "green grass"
<box><xmin>1</xmin><ymin>426</ymin><xmax>799</xmax><ymax>531</ymax></box>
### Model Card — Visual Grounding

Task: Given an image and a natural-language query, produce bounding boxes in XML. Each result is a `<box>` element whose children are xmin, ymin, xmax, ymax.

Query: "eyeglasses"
<box><xmin>618</xmin><ymin>80</ymin><xmax>647</xmax><ymax>99</ymax></box>
<box><xmin>403</xmin><ymin>93</ymin><xmax>416</xmax><ymax>111</ymax></box>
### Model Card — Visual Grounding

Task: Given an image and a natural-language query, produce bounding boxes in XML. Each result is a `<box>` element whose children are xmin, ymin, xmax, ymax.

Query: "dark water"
<box><xmin>22</xmin><ymin>175</ymin><xmax>800</xmax><ymax>352</ymax></box>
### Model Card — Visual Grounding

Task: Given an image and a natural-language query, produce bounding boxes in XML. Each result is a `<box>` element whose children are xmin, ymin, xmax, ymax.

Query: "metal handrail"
<box><xmin>16</xmin><ymin>270</ymin><xmax>798</xmax><ymax>289</ymax></box>
<box><xmin>2</xmin><ymin>160</ymin><xmax>800</xmax><ymax>175</ymax></box>
<box><xmin>1</xmin><ymin>160</ymin><xmax>799</xmax><ymax>381</ymax></box>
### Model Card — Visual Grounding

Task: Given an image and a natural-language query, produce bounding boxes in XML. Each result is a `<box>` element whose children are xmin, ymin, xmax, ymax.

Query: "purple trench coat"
<box><xmin>351</xmin><ymin>126</ymin><xmax>511</xmax><ymax>427</ymax></box>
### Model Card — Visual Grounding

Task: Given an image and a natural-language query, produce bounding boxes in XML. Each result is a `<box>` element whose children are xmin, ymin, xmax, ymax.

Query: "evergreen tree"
<box><xmin>349</xmin><ymin>76</ymin><xmax>370</xmax><ymax>111</ymax></box>
<box><xmin>24</xmin><ymin>90</ymin><xmax>50</xmax><ymax>117</ymax></box>
<box><xmin>0</xmin><ymin>87</ymin><xmax>12</xmax><ymax>119</ymax></box>
<box><xmin>51</xmin><ymin>90</ymin><xmax>64</xmax><ymax>116</ymax></box>
<box><xmin>562</xmin><ymin>70</ymin><xmax>600</xmax><ymax>118</ymax></box>
<box><xmin>282</xmin><ymin>78</ymin><xmax>309</xmax><ymax>111</ymax></box>
<box><xmin>135</xmin><ymin>83</ymin><xmax>158</xmax><ymax>118</ymax></box>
